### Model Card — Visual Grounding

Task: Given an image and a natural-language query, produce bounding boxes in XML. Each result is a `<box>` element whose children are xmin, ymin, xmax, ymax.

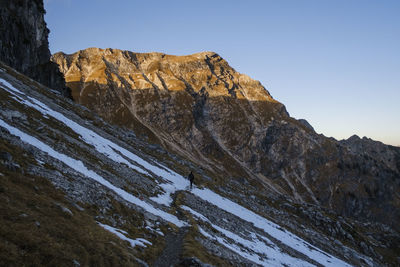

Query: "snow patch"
<box><xmin>190</xmin><ymin>188</ymin><xmax>351</xmax><ymax>267</ymax></box>
<box><xmin>98</xmin><ymin>222</ymin><xmax>152</xmax><ymax>247</ymax></box>
<box><xmin>145</xmin><ymin>225</ymin><xmax>165</xmax><ymax>236</ymax></box>
<box><xmin>183</xmin><ymin>206</ymin><xmax>312</xmax><ymax>267</ymax></box>
<box><xmin>35</xmin><ymin>158</ymin><xmax>45</xmax><ymax>165</ymax></box>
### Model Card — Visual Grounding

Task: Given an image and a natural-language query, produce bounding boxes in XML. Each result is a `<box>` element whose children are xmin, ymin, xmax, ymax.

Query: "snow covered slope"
<box><xmin>0</xmin><ymin>64</ymin><xmax>384</xmax><ymax>265</ymax></box>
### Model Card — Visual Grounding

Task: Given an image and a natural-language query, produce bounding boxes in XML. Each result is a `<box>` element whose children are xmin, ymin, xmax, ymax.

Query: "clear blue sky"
<box><xmin>44</xmin><ymin>0</ymin><xmax>400</xmax><ymax>146</ymax></box>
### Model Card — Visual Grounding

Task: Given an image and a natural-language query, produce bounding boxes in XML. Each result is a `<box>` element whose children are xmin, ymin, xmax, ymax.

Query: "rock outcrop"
<box><xmin>52</xmin><ymin>47</ymin><xmax>400</xmax><ymax>232</ymax></box>
<box><xmin>0</xmin><ymin>0</ymin><xmax>70</xmax><ymax>97</ymax></box>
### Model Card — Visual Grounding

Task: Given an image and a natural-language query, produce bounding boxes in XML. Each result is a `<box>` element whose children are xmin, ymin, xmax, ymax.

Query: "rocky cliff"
<box><xmin>0</xmin><ymin>0</ymin><xmax>70</xmax><ymax>97</ymax></box>
<box><xmin>52</xmin><ymin>48</ymin><xmax>400</xmax><ymax>233</ymax></box>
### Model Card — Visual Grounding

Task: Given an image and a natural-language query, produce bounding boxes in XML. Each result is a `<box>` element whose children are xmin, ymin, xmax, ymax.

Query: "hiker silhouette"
<box><xmin>188</xmin><ymin>171</ymin><xmax>194</xmax><ymax>189</ymax></box>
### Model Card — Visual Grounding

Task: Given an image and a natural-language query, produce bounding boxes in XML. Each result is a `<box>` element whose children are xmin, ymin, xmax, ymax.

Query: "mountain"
<box><xmin>52</xmin><ymin>48</ymin><xmax>400</xmax><ymax>234</ymax></box>
<box><xmin>1</xmin><ymin>0</ymin><xmax>400</xmax><ymax>264</ymax></box>
<box><xmin>2</xmin><ymin>56</ymin><xmax>395</xmax><ymax>267</ymax></box>
<box><xmin>0</xmin><ymin>0</ymin><xmax>69</xmax><ymax>97</ymax></box>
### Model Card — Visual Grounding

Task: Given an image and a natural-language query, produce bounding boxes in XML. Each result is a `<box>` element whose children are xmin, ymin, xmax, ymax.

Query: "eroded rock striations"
<box><xmin>0</xmin><ymin>0</ymin><xmax>70</xmax><ymax>97</ymax></box>
<box><xmin>52</xmin><ymin>48</ymin><xmax>400</xmax><ymax>232</ymax></box>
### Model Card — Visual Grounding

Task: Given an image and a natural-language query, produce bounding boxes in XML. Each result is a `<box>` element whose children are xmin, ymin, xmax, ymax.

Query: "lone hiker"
<box><xmin>188</xmin><ymin>171</ymin><xmax>194</xmax><ymax>189</ymax></box>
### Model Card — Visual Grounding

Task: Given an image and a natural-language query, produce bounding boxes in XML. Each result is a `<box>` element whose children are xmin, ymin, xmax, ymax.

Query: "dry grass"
<box><xmin>0</xmin><ymin>140</ymin><xmax>140</xmax><ymax>266</ymax></box>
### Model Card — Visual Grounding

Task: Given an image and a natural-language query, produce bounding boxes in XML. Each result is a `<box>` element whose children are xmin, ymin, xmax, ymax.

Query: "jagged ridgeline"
<box><xmin>52</xmin><ymin>48</ymin><xmax>400</xmax><ymax>232</ymax></box>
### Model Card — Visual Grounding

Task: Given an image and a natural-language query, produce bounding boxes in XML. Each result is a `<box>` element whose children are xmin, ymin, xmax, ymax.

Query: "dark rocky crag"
<box><xmin>0</xmin><ymin>0</ymin><xmax>70</xmax><ymax>97</ymax></box>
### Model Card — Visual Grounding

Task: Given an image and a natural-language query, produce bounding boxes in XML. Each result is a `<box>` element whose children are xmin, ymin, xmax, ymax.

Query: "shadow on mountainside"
<box><xmin>64</xmin><ymin>81</ymin><xmax>400</xmax><ymax>232</ymax></box>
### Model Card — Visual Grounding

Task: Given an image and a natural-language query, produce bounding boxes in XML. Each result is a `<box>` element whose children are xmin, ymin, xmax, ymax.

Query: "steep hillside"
<box><xmin>52</xmin><ymin>48</ymin><xmax>400</xmax><ymax>233</ymax></box>
<box><xmin>4</xmin><ymin>59</ymin><xmax>399</xmax><ymax>266</ymax></box>
<box><xmin>0</xmin><ymin>0</ymin><xmax>69</xmax><ymax>97</ymax></box>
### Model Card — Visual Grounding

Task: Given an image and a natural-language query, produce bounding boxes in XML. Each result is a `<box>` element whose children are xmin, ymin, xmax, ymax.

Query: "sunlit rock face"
<box><xmin>52</xmin><ymin>48</ymin><xmax>400</xmax><ymax>230</ymax></box>
<box><xmin>52</xmin><ymin>48</ymin><xmax>288</xmax><ymax>176</ymax></box>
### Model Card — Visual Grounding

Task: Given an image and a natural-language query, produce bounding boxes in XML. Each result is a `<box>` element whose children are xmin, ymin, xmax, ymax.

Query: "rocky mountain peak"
<box><xmin>52</xmin><ymin>48</ymin><xmax>277</xmax><ymax>102</ymax></box>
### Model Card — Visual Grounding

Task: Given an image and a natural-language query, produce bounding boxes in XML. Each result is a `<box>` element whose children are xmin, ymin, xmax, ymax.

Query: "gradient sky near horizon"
<box><xmin>44</xmin><ymin>0</ymin><xmax>400</xmax><ymax>146</ymax></box>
